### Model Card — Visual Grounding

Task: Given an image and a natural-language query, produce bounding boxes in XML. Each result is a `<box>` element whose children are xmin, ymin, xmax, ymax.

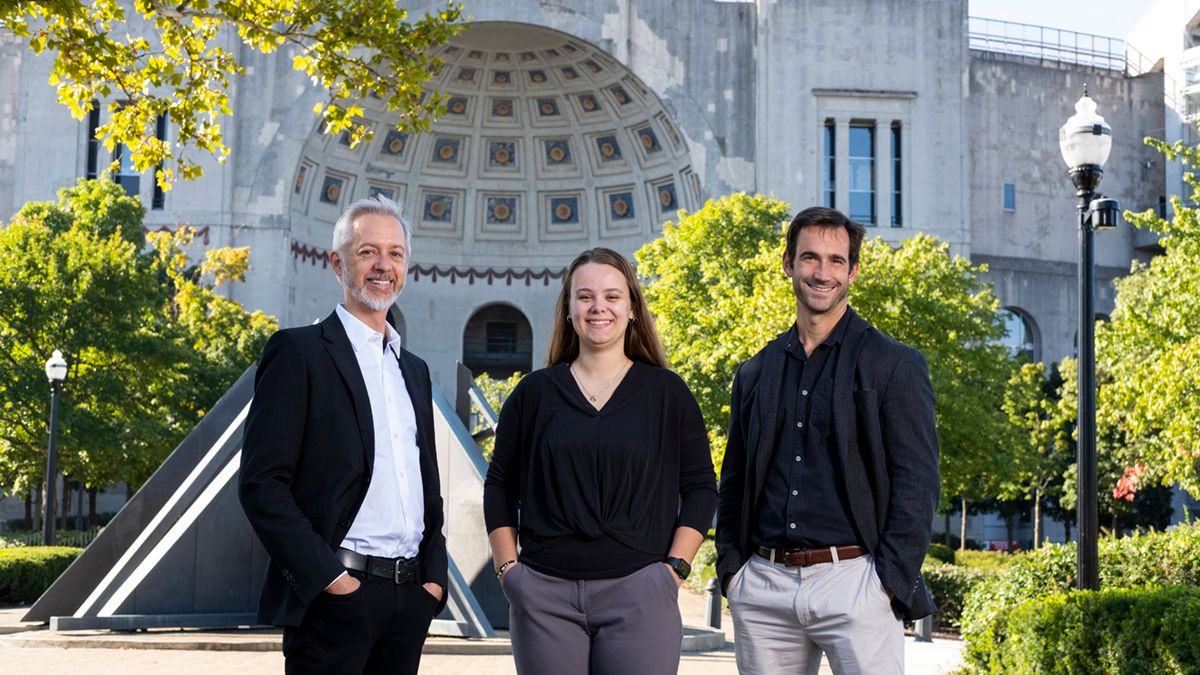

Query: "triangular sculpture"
<box><xmin>25</xmin><ymin>366</ymin><xmax>496</xmax><ymax>638</ymax></box>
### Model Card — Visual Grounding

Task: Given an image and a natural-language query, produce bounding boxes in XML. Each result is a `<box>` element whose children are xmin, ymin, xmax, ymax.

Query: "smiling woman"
<box><xmin>482</xmin><ymin>247</ymin><xmax>717</xmax><ymax>674</ymax></box>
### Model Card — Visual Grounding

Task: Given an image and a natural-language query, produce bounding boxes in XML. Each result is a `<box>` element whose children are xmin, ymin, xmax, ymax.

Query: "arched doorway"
<box><xmin>462</xmin><ymin>303</ymin><xmax>533</xmax><ymax>379</ymax></box>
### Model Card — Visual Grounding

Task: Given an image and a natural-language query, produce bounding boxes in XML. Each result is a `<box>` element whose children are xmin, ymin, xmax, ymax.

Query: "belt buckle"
<box><xmin>393</xmin><ymin>559</ymin><xmax>405</xmax><ymax>584</ymax></box>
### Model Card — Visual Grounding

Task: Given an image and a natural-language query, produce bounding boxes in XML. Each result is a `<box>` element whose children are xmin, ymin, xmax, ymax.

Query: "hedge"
<box><xmin>921</xmin><ymin>560</ymin><xmax>987</xmax><ymax>630</ymax></box>
<box><xmin>962</xmin><ymin>522</ymin><xmax>1200</xmax><ymax>671</ymax></box>
<box><xmin>0</xmin><ymin>546</ymin><xmax>82</xmax><ymax>604</ymax></box>
<box><xmin>954</xmin><ymin>549</ymin><xmax>1018</xmax><ymax>574</ymax></box>
<box><xmin>926</xmin><ymin>542</ymin><xmax>955</xmax><ymax>565</ymax></box>
<box><xmin>987</xmin><ymin>586</ymin><xmax>1200</xmax><ymax>674</ymax></box>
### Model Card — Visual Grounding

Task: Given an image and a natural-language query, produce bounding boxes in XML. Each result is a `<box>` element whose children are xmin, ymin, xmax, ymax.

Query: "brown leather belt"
<box><xmin>755</xmin><ymin>545</ymin><xmax>867</xmax><ymax>567</ymax></box>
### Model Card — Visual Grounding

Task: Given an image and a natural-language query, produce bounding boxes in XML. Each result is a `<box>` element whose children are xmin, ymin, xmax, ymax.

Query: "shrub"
<box><xmin>921</xmin><ymin>560</ymin><xmax>987</xmax><ymax>630</ymax></box>
<box><xmin>961</xmin><ymin>522</ymin><xmax>1200</xmax><ymax>671</ymax></box>
<box><xmin>990</xmin><ymin>586</ymin><xmax>1200</xmax><ymax>674</ymax></box>
<box><xmin>926</xmin><ymin>542</ymin><xmax>955</xmax><ymax>565</ymax></box>
<box><xmin>0</xmin><ymin>546</ymin><xmax>82</xmax><ymax>604</ymax></box>
<box><xmin>955</xmin><ymin>549</ymin><xmax>1019</xmax><ymax>573</ymax></box>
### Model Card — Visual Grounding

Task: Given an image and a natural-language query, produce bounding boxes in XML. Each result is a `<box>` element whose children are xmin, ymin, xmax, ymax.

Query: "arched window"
<box><xmin>462</xmin><ymin>304</ymin><xmax>533</xmax><ymax>378</ymax></box>
<box><xmin>998</xmin><ymin>307</ymin><xmax>1040</xmax><ymax>363</ymax></box>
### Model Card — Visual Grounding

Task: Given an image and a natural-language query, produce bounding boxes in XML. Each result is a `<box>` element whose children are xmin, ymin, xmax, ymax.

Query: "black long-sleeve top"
<box><xmin>483</xmin><ymin>362</ymin><xmax>717</xmax><ymax>579</ymax></box>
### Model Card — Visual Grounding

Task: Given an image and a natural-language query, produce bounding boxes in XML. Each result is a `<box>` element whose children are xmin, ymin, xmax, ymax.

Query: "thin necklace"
<box><xmin>570</xmin><ymin>359</ymin><xmax>631</xmax><ymax>403</ymax></box>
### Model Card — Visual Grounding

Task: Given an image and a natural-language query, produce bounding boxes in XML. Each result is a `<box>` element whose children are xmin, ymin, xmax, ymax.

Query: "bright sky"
<box><xmin>969</xmin><ymin>0</ymin><xmax>1157</xmax><ymax>39</ymax></box>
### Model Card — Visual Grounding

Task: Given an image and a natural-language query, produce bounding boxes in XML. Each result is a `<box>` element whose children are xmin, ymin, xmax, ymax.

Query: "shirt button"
<box><xmin>795</xmin><ymin>456</ymin><xmax>802</xmax><ymax>462</ymax></box>
<box><xmin>789</xmin><ymin>523</ymin><xmax>797</xmax><ymax>529</ymax></box>
<box><xmin>792</xmin><ymin>490</ymin><xmax>799</xmax><ymax>496</ymax></box>
<box><xmin>796</xmin><ymin>421</ymin><xmax>803</xmax><ymax>429</ymax></box>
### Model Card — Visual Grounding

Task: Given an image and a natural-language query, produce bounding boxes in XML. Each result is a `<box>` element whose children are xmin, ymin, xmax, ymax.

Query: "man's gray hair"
<box><xmin>331</xmin><ymin>194</ymin><xmax>413</xmax><ymax>255</ymax></box>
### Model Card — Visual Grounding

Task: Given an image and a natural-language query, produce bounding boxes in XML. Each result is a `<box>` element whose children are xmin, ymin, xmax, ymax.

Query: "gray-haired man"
<box><xmin>240</xmin><ymin>195</ymin><xmax>447</xmax><ymax>674</ymax></box>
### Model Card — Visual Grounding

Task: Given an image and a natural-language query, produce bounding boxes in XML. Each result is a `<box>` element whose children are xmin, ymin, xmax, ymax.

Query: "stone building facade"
<box><xmin>0</xmin><ymin>0</ymin><xmax>1166</xmax><ymax>393</ymax></box>
<box><xmin>4</xmin><ymin>0</ymin><xmax>1198</xmax><ymax>542</ymax></box>
<box><xmin>1</xmin><ymin>1</ymin><xmax>1173</xmax><ymax>398</ymax></box>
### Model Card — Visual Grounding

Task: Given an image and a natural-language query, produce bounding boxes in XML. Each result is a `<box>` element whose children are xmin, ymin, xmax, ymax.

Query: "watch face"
<box><xmin>667</xmin><ymin>557</ymin><xmax>691</xmax><ymax>579</ymax></box>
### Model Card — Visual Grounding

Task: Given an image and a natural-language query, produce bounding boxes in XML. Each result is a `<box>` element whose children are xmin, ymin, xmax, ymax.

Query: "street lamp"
<box><xmin>1059</xmin><ymin>90</ymin><xmax>1120</xmax><ymax>591</ymax></box>
<box><xmin>43</xmin><ymin>349</ymin><xmax>67</xmax><ymax>546</ymax></box>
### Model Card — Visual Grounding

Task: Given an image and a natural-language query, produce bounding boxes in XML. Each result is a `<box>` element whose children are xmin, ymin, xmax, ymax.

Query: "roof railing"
<box><xmin>968</xmin><ymin>17</ymin><xmax>1145</xmax><ymax>75</ymax></box>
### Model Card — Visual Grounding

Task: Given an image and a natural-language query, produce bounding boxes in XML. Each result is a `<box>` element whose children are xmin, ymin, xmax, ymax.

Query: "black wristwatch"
<box><xmin>665</xmin><ymin>556</ymin><xmax>691</xmax><ymax>580</ymax></box>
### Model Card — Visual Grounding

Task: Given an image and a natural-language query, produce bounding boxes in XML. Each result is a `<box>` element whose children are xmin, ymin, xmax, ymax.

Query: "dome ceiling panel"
<box><xmin>290</xmin><ymin>22</ymin><xmax>696</xmax><ymax>265</ymax></box>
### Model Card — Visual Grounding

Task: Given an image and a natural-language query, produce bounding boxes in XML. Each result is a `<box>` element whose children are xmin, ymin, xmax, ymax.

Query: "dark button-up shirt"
<box><xmin>753</xmin><ymin>311</ymin><xmax>864</xmax><ymax>549</ymax></box>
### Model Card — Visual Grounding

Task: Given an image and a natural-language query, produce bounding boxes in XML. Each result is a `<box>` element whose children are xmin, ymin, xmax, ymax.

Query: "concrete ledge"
<box><xmin>0</xmin><ymin>625</ymin><xmax>727</xmax><ymax>654</ymax></box>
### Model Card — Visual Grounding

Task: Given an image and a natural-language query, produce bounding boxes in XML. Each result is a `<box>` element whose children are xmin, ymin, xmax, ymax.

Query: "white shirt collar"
<box><xmin>335</xmin><ymin>304</ymin><xmax>402</xmax><ymax>355</ymax></box>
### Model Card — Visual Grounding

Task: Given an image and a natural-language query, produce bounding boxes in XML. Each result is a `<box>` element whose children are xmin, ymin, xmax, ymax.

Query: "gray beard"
<box><xmin>340</xmin><ymin>275</ymin><xmax>403</xmax><ymax>311</ymax></box>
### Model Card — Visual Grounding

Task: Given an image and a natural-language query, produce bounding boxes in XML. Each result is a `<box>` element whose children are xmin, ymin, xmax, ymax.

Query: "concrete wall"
<box><xmin>968</xmin><ymin>54</ymin><xmax>1166</xmax><ymax>365</ymax></box>
<box><xmin>756</xmin><ymin>0</ymin><xmax>970</xmax><ymax>251</ymax></box>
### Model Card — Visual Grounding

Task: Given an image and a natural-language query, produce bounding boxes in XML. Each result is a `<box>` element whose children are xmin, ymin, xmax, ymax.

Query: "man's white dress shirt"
<box><xmin>335</xmin><ymin>304</ymin><xmax>426</xmax><ymax>563</ymax></box>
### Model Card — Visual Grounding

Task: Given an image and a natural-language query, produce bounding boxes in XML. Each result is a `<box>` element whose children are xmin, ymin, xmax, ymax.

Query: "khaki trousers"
<box><xmin>728</xmin><ymin>552</ymin><xmax>903</xmax><ymax>674</ymax></box>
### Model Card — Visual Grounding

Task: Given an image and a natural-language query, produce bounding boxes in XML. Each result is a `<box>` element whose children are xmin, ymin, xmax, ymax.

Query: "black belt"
<box><xmin>337</xmin><ymin>548</ymin><xmax>419</xmax><ymax>584</ymax></box>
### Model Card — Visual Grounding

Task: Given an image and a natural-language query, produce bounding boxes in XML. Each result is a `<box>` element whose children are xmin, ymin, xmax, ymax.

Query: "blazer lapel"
<box><xmin>832</xmin><ymin>307</ymin><xmax>869</xmax><ymax>465</ymax></box>
<box><xmin>396</xmin><ymin>350</ymin><xmax>432</xmax><ymax>456</ymax></box>
<box><xmin>321</xmin><ymin>313</ymin><xmax>375</xmax><ymax>472</ymax></box>
<box><xmin>752</xmin><ymin>332</ymin><xmax>788</xmax><ymax>494</ymax></box>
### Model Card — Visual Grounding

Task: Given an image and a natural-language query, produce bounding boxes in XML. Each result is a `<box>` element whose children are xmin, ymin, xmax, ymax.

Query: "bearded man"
<box><xmin>240</xmin><ymin>195</ymin><xmax>447</xmax><ymax>675</ymax></box>
<box><xmin>715</xmin><ymin>206</ymin><xmax>940</xmax><ymax>674</ymax></box>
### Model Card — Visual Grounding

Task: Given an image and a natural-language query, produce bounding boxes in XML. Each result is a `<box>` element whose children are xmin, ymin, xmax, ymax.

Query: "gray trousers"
<box><xmin>728</xmin><ymin>553</ymin><xmax>904</xmax><ymax>674</ymax></box>
<box><xmin>502</xmin><ymin>561</ymin><xmax>684</xmax><ymax>675</ymax></box>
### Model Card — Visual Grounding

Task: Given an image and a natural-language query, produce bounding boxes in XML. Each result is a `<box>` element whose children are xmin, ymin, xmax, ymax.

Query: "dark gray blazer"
<box><xmin>715</xmin><ymin>307</ymin><xmax>940</xmax><ymax>620</ymax></box>
<box><xmin>239</xmin><ymin>312</ymin><xmax>448</xmax><ymax>626</ymax></box>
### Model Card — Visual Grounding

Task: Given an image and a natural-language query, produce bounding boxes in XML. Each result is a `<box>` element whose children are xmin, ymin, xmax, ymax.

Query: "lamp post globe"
<box><xmin>1059</xmin><ymin>92</ymin><xmax>1114</xmax><ymax>592</ymax></box>
<box><xmin>43</xmin><ymin>350</ymin><xmax>67</xmax><ymax>546</ymax></box>
<box><xmin>45</xmin><ymin>350</ymin><xmax>67</xmax><ymax>384</ymax></box>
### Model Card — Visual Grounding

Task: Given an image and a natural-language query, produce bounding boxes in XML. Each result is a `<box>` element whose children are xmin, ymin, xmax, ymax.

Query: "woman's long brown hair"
<box><xmin>547</xmin><ymin>247</ymin><xmax>667</xmax><ymax>367</ymax></box>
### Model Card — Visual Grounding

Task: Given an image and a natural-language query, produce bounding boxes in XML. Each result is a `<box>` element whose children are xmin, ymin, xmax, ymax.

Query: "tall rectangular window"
<box><xmin>152</xmin><ymin>113</ymin><xmax>167</xmax><ymax>210</ymax></box>
<box><xmin>113</xmin><ymin>143</ymin><xmax>140</xmax><ymax>198</ymax></box>
<box><xmin>823</xmin><ymin>120</ymin><xmax>836</xmax><ymax>208</ymax></box>
<box><xmin>85</xmin><ymin>103</ymin><xmax>101</xmax><ymax>179</ymax></box>
<box><xmin>890</xmin><ymin>122</ymin><xmax>902</xmax><ymax>227</ymax></box>
<box><xmin>848</xmin><ymin>124</ymin><xmax>875</xmax><ymax>225</ymax></box>
<box><xmin>1003</xmin><ymin>183</ymin><xmax>1016</xmax><ymax>211</ymax></box>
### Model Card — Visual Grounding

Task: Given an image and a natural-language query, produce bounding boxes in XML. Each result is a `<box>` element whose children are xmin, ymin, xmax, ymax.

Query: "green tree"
<box><xmin>1000</xmin><ymin>362</ymin><xmax>1074</xmax><ymax>547</ymax></box>
<box><xmin>636</xmin><ymin>193</ymin><xmax>1020</xmax><ymax>508</ymax></box>
<box><xmin>1057</xmin><ymin>357</ymin><xmax>1179</xmax><ymax>534</ymax></box>
<box><xmin>1</xmin><ymin>0</ymin><xmax>463</xmax><ymax>188</ymax></box>
<box><xmin>1092</xmin><ymin>137</ymin><xmax>1200</xmax><ymax>499</ymax></box>
<box><xmin>471</xmin><ymin>371</ymin><xmax>523</xmax><ymax>461</ymax></box>
<box><xmin>0</xmin><ymin>179</ymin><xmax>275</xmax><ymax>505</ymax></box>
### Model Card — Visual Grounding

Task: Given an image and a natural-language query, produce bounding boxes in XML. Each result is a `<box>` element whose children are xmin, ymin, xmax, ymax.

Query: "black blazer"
<box><xmin>715</xmin><ymin>307</ymin><xmax>940</xmax><ymax>620</ymax></box>
<box><xmin>239</xmin><ymin>312</ymin><xmax>448</xmax><ymax>626</ymax></box>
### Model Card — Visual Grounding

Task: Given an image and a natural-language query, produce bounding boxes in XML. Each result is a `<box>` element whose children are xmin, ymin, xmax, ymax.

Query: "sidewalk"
<box><xmin>0</xmin><ymin>589</ymin><xmax>964</xmax><ymax>674</ymax></box>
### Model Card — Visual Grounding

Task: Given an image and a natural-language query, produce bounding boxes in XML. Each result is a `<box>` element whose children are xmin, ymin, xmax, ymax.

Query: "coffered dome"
<box><xmin>288</xmin><ymin>22</ymin><xmax>698</xmax><ymax>267</ymax></box>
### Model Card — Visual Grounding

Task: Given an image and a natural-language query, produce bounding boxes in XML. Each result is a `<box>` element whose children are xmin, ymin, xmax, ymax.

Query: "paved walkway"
<box><xmin>0</xmin><ymin>589</ymin><xmax>964</xmax><ymax>674</ymax></box>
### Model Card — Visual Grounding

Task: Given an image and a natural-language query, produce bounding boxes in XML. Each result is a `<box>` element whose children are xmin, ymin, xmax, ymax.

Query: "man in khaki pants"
<box><xmin>715</xmin><ymin>206</ymin><xmax>940</xmax><ymax>674</ymax></box>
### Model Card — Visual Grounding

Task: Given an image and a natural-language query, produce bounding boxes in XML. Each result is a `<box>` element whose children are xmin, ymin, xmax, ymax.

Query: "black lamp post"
<box><xmin>43</xmin><ymin>349</ymin><xmax>67</xmax><ymax>546</ymax></box>
<box><xmin>1058</xmin><ymin>91</ymin><xmax>1119</xmax><ymax>591</ymax></box>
